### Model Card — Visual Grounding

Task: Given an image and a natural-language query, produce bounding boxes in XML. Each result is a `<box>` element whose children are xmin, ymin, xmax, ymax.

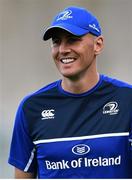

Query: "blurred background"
<box><xmin>1</xmin><ymin>0</ymin><xmax>132</xmax><ymax>178</ymax></box>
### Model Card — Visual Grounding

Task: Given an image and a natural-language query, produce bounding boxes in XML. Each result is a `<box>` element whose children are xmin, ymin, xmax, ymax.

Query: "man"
<box><xmin>8</xmin><ymin>6</ymin><xmax>132</xmax><ymax>178</ymax></box>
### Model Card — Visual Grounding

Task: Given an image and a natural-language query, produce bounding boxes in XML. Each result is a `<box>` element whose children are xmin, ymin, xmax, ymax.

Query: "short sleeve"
<box><xmin>129</xmin><ymin>112</ymin><xmax>132</xmax><ymax>158</ymax></box>
<box><xmin>8</xmin><ymin>100</ymin><xmax>37</xmax><ymax>173</ymax></box>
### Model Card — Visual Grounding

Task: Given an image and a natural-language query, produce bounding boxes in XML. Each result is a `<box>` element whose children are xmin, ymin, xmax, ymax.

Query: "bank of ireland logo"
<box><xmin>57</xmin><ymin>10</ymin><xmax>73</xmax><ymax>21</ymax></box>
<box><xmin>41</xmin><ymin>109</ymin><xmax>55</xmax><ymax>120</ymax></box>
<box><xmin>72</xmin><ymin>144</ymin><xmax>90</xmax><ymax>155</ymax></box>
<box><xmin>103</xmin><ymin>101</ymin><xmax>119</xmax><ymax>115</ymax></box>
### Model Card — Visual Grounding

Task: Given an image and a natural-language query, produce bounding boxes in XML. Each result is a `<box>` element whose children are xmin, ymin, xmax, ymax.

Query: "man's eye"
<box><xmin>68</xmin><ymin>37</ymin><xmax>81</xmax><ymax>43</ymax></box>
<box><xmin>52</xmin><ymin>39</ymin><xmax>60</xmax><ymax>44</ymax></box>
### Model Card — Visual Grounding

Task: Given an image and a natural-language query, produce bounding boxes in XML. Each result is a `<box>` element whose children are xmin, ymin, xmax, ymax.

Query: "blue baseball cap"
<box><xmin>43</xmin><ymin>6</ymin><xmax>102</xmax><ymax>41</ymax></box>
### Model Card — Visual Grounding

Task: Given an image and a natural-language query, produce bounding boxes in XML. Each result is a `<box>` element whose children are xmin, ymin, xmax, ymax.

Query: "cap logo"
<box><xmin>57</xmin><ymin>10</ymin><xmax>73</xmax><ymax>21</ymax></box>
<box><xmin>89</xmin><ymin>23</ymin><xmax>100</xmax><ymax>32</ymax></box>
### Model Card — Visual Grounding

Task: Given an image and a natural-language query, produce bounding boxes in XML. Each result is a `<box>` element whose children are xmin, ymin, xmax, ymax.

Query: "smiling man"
<box><xmin>8</xmin><ymin>6</ymin><xmax>132</xmax><ymax>179</ymax></box>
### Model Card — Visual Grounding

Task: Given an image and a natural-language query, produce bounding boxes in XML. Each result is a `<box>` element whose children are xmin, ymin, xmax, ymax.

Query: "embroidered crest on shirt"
<box><xmin>103</xmin><ymin>101</ymin><xmax>119</xmax><ymax>115</ymax></box>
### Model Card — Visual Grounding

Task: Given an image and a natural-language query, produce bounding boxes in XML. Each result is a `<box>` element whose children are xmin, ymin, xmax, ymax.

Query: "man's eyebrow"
<box><xmin>66</xmin><ymin>34</ymin><xmax>82</xmax><ymax>39</ymax></box>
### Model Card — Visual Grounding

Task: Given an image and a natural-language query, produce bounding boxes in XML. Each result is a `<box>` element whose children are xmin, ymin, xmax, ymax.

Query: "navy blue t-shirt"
<box><xmin>8</xmin><ymin>75</ymin><xmax>132</xmax><ymax>178</ymax></box>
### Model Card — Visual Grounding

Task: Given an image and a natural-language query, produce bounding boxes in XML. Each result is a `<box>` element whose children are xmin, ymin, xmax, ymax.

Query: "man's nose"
<box><xmin>59</xmin><ymin>42</ymin><xmax>71</xmax><ymax>54</ymax></box>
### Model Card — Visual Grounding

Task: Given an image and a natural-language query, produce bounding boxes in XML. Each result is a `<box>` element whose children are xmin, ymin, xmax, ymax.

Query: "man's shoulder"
<box><xmin>20</xmin><ymin>80</ymin><xmax>60</xmax><ymax>107</ymax></box>
<box><xmin>33</xmin><ymin>80</ymin><xmax>60</xmax><ymax>95</ymax></box>
<box><xmin>102</xmin><ymin>74</ymin><xmax>132</xmax><ymax>89</ymax></box>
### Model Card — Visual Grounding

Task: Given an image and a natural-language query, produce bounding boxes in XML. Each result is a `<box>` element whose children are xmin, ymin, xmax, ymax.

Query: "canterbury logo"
<box><xmin>57</xmin><ymin>10</ymin><xmax>73</xmax><ymax>21</ymax></box>
<box><xmin>103</xmin><ymin>101</ymin><xmax>119</xmax><ymax>115</ymax></box>
<box><xmin>41</xmin><ymin>109</ymin><xmax>55</xmax><ymax>120</ymax></box>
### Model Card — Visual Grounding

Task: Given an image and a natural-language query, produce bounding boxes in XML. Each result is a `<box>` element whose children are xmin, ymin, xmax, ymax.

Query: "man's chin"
<box><xmin>62</xmin><ymin>73</ymin><xmax>80</xmax><ymax>81</ymax></box>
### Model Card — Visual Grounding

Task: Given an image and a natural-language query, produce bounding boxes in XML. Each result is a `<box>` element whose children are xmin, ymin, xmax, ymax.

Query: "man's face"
<box><xmin>51</xmin><ymin>29</ymin><xmax>103</xmax><ymax>80</ymax></box>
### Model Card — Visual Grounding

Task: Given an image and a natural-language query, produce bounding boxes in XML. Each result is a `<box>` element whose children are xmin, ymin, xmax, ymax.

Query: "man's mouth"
<box><xmin>60</xmin><ymin>58</ymin><xmax>76</xmax><ymax>64</ymax></box>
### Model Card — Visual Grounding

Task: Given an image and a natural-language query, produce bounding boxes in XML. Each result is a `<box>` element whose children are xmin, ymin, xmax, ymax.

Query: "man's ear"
<box><xmin>94</xmin><ymin>36</ymin><xmax>104</xmax><ymax>55</ymax></box>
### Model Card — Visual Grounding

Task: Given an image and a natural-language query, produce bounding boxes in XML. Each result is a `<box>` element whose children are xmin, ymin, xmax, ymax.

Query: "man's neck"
<box><xmin>61</xmin><ymin>72</ymin><xmax>100</xmax><ymax>94</ymax></box>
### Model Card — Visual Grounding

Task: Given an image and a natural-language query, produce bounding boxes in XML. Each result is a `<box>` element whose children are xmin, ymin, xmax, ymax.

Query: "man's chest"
<box><xmin>24</xmin><ymin>94</ymin><xmax>132</xmax><ymax>178</ymax></box>
<box><xmin>25</xmin><ymin>96</ymin><xmax>130</xmax><ymax>141</ymax></box>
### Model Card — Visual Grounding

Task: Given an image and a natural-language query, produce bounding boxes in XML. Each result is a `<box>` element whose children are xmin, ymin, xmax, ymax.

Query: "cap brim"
<box><xmin>43</xmin><ymin>23</ymin><xmax>89</xmax><ymax>40</ymax></box>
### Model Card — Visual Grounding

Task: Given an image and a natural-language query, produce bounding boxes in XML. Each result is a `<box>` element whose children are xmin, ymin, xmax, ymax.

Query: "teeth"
<box><xmin>61</xmin><ymin>58</ymin><xmax>75</xmax><ymax>64</ymax></box>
